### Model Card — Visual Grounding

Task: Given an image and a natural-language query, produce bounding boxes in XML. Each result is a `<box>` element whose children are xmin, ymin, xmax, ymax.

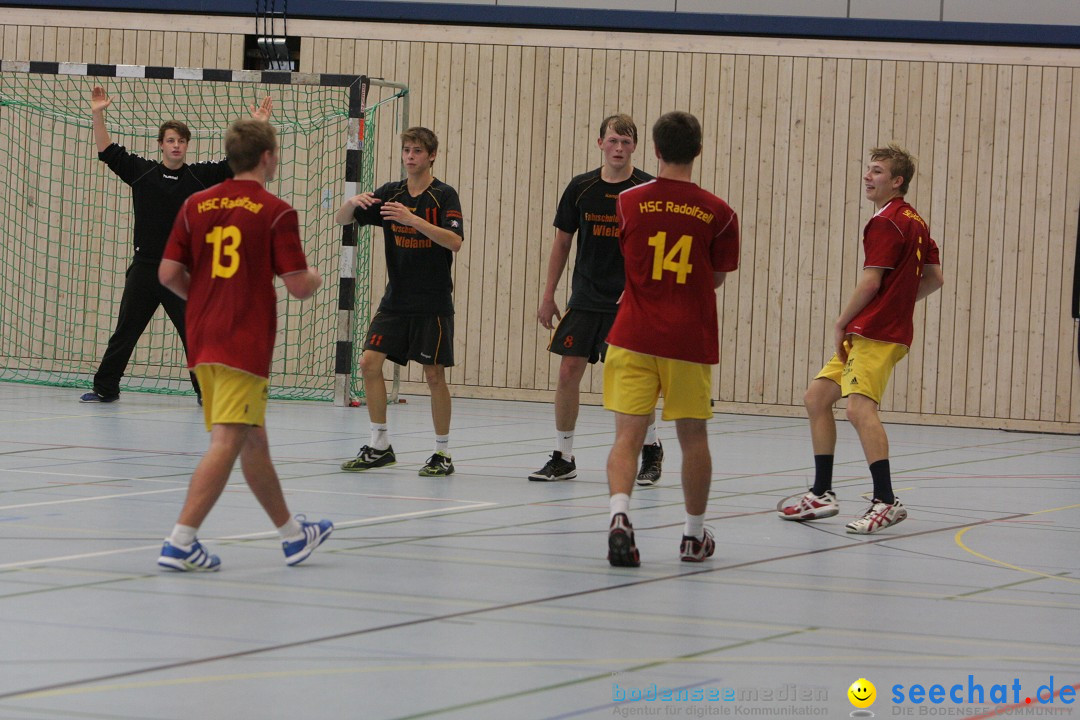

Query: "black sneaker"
<box><xmin>607</xmin><ymin>513</ymin><xmax>640</xmax><ymax>567</ymax></box>
<box><xmin>419</xmin><ymin>451</ymin><xmax>455</xmax><ymax>477</ymax></box>
<box><xmin>341</xmin><ymin>445</ymin><xmax>396</xmax><ymax>472</ymax></box>
<box><xmin>636</xmin><ymin>441</ymin><xmax>664</xmax><ymax>486</ymax></box>
<box><xmin>79</xmin><ymin>391</ymin><xmax>118</xmax><ymax>403</ymax></box>
<box><xmin>528</xmin><ymin>451</ymin><xmax>577</xmax><ymax>481</ymax></box>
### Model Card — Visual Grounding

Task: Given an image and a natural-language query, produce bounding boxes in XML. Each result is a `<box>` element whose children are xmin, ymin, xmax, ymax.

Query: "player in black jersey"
<box><xmin>79</xmin><ymin>85</ymin><xmax>271</xmax><ymax>404</ymax></box>
<box><xmin>530</xmin><ymin>114</ymin><xmax>664</xmax><ymax>485</ymax></box>
<box><xmin>336</xmin><ymin>127</ymin><xmax>465</xmax><ymax>477</ymax></box>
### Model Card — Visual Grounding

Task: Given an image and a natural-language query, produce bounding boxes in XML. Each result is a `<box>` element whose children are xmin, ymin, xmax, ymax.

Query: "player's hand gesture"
<box><xmin>537</xmin><ymin>298</ymin><xmax>562</xmax><ymax>330</ymax></box>
<box><xmin>250</xmin><ymin>95</ymin><xmax>273</xmax><ymax>121</ymax></box>
<box><xmin>335</xmin><ymin>193</ymin><xmax>380</xmax><ymax>224</ymax></box>
<box><xmin>90</xmin><ymin>85</ymin><xmax>112</xmax><ymax>114</ymax></box>
<box><xmin>380</xmin><ymin>201</ymin><xmax>416</xmax><ymax>226</ymax></box>
<box><xmin>349</xmin><ymin>192</ymin><xmax>380</xmax><ymax>210</ymax></box>
<box><xmin>834</xmin><ymin>325</ymin><xmax>850</xmax><ymax>363</ymax></box>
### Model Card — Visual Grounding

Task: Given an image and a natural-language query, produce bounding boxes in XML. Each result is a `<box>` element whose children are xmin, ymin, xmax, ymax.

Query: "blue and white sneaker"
<box><xmin>283</xmin><ymin>516</ymin><xmax>334</xmax><ymax>566</ymax></box>
<box><xmin>158</xmin><ymin>539</ymin><xmax>221</xmax><ymax>572</ymax></box>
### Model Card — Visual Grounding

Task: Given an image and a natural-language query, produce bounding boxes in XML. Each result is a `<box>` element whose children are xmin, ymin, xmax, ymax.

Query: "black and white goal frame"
<box><xmin>0</xmin><ymin>60</ymin><xmax>369</xmax><ymax>406</ymax></box>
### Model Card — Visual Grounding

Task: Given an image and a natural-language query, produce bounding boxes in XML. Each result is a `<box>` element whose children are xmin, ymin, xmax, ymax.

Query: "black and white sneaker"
<box><xmin>636</xmin><ymin>441</ymin><xmax>664</xmax><ymax>486</ymax></box>
<box><xmin>528</xmin><ymin>451</ymin><xmax>577</xmax><ymax>481</ymax></box>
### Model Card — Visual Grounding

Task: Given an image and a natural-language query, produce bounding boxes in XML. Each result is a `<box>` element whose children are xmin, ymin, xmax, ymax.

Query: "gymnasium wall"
<box><xmin>1</xmin><ymin>9</ymin><xmax>1078</xmax><ymax>433</ymax></box>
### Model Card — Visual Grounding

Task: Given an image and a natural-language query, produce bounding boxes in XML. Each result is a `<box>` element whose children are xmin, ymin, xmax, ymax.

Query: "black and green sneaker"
<box><xmin>341</xmin><ymin>445</ymin><xmax>396</xmax><ymax>472</ymax></box>
<box><xmin>419</xmin><ymin>451</ymin><xmax>454</xmax><ymax>477</ymax></box>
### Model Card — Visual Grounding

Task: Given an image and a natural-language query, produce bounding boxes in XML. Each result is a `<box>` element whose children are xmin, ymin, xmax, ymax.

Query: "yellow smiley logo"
<box><xmin>848</xmin><ymin>678</ymin><xmax>876</xmax><ymax>708</ymax></box>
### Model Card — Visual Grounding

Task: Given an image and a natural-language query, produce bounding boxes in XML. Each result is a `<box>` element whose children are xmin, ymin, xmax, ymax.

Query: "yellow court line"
<box><xmin>17</xmin><ymin>653</ymin><xmax>1080</xmax><ymax>700</ymax></box>
<box><xmin>954</xmin><ymin>503</ymin><xmax>1080</xmax><ymax>585</ymax></box>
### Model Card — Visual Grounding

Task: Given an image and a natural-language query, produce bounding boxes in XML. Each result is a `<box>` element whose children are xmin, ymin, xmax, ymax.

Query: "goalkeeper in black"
<box><xmin>79</xmin><ymin>85</ymin><xmax>271</xmax><ymax>403</ymax></box>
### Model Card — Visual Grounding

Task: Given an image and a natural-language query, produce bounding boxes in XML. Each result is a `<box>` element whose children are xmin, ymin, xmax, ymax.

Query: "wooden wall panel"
<box><xmin>2</xmin><ymin>14</ymin><xmax>1078</xmax><ymax>431</ymax></box>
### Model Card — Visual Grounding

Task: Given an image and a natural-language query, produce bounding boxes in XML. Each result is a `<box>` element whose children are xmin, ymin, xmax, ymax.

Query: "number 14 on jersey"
<box><xmin>648</xmin><ymin>232</ymin><xmax>693</xmax><ymax>284</ymax></box>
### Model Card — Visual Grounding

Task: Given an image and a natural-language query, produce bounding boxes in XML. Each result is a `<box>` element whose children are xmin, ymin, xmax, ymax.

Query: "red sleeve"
<box><xmin>711</xmin><ymin>208</ymin><xmax>740</xmax><ymax>272</ymax></box>
<box><xmin>163</xmin><ymin>199</ymin><xmax>193</xmax><ymax>267</ymax></box>
<box><xmin>616</xmin><ymin>193</ymin><xmax>631</xmax><ymax>251</ymax></box>
<box><xmin>926</xmin><ymin>236</ymin><xmax>941</xmax><ymax>265</ymax></box>
<box><xmin>863</xmin><ymin>216</ymin><xmax>901</xmax><ymax>269</ymax></box>
<box><xmin>270</xmin><ymin>206</ymin><xmax>308</xmax><ymax>276</ymax></box>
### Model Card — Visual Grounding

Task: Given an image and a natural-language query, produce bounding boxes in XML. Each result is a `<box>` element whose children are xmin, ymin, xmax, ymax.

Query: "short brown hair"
<box><xmin>401</xmin><ymin>126</ymin><xmax>438</xmax><ymax>155</ymax></box>
<box><xmin>869</xmin><ymin>143</ymin><xmax>916</xmax><ymax>195</ymax></box>
<box><xmin>225</xmin><ymin>119</ymin><xmax>276</xmax><ymax>174</ymax></box>
<box><xmin>598</xmin><ymin>113</ymin><xmax>638</xmax><ymax>144</ymax></box>
<box><xmin>157</xmin><ymin>120</ymin><xmax>191</xmax><ymax>143</ymax></box>
<box><xmin>652</xmin><ymin>111</ymin><xmax>701</xmax><ymax>165</ymax></box>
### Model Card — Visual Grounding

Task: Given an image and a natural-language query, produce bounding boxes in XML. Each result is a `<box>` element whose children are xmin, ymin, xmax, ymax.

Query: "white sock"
<box><xmin>277</xmin><ymin>516</ymin><xmax>303</xmax><ymax>542</ymax></box>
<box><xmin>684</xmin><ymin>512</ymin><xmax>705</xmax><ymax>540</ymax></box>
<box><xmin>644</xmin><ymin>423</ymin><xmax>658</xmax><ymax>446</ymax></box>
<box><xmin>556</xmin><ymin>429</ymin><xmax>574</xmax><ymax>458</ymax></box>
<box><xmin>169</xmin><ymin>524</ymin><xmax>198</xmax><ymax>548</ymax></box>
<box><xmin>370</xmin><ymin>423</ymin><xmax>390</xmax><ymax>451</ymax></box>
<box><xmin>435</xmin><ymin>434</ymin><xmax>449</xmax><ymax>454</ymax></box>
<box><xmin>609</xmin><ymin>493</ymin><xmax>630</xmax><ymax>519</ymax></box>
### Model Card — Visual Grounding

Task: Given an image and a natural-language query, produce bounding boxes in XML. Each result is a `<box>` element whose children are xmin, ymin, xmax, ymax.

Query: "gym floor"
<box><xmin>0</xmin><ymin>383</ymin><xmax>1077</xmax><ymax>719</ymax></box>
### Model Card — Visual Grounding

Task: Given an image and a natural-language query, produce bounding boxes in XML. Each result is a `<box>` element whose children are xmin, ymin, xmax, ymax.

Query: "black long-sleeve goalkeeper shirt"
<box><xmin>98</xmin><ymin>143</ymin><xmax>232</xmax><ymax>263</ymax></box>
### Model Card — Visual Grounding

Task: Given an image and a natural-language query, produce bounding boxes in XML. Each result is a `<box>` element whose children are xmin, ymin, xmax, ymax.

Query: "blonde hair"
<box><xmin>869</xmin><ymin>143</ymin><xmax>916</xmax><ymax>195</ymax></box>
<box><xmin>225</xmin><ymin>119</ymin><xmax>276</xmax><ymax>173</ymax></box>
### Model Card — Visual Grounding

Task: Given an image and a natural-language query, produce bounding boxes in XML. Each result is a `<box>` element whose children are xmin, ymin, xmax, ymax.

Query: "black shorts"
<box><xmin>548</xmin><ymin>308</ymin><xmax>616</xmax><ymax>364</ymax></box>
<box><xmin>364</xmin><ymin>312</ymin><xmax>455</xmax><ymax>367</ymax></box>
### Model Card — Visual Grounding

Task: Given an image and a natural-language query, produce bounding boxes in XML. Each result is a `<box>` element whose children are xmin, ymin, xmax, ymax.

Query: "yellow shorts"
<box><xmin>815</xmin><ymin>336</ymin><xmax>908</xmax><ymax>405</ymax></box>
<box><xmin>194</xmin><ymin>364</ymin><xmax>269</xmax><ymax>432</ymax></box>
<box><xmin>602</xmin><ymin>345</ymin><xmax>713</xmax><ymax>421</ymax></box>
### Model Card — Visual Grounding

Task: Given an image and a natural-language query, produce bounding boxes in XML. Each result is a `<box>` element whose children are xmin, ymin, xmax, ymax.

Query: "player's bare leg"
<box><xmin>805</xmin><ymin>378</ymin><xmax>842</xmax><ymax>455</ymax></box>
<box><xmin>845</xmin><ymin>393</ymin><xmax>888</xmax><ymax>464</ymax></box>
<box><xmin>425</xmin><ymin>364</ymin><xmax>452</xmax><ymax>436</ymax></box>
<box><xmin>177</xmin><ymin>423</ymin><xmax>249</xmax><ymax>528</ymax></box>
<box><xmin>239</xmin><ymin>426</ymin><xmax>290</xmax><ymax>527</ymax></box>
<box><xmin>554</xmin><ymin>355</ymin><xmax>589</xmax><ymax>432</ymax></box>
<box><xmin>360</xmin><ymin>349</ymin><xmax>389</xmax><ymax>424</ymax></box>
<box><xmin>675</xmin><ymin>418</ymin><xmax>711</xmax><ymax>517</ymax></box>
<box><xmin>607</xmin><ymin>412</ymin><xmax>650</xmax><ymax>498</ymax></box>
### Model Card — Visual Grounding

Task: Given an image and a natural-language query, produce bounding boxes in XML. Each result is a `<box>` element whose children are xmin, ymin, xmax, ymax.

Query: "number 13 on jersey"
<box><xmin>648</xmin><ymin>232</ymin><xmax>693</xmax><ymax>284</ymax></box>
<box><xmin>205</xmin><ymin>225</ymin><xmax>242</xmax><ymax>278</ymax></box>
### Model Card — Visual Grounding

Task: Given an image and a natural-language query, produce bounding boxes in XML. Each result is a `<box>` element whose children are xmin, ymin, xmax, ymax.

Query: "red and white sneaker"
<box><xmin>777</xmin><ymin>490</ymin><xmax>839</xmax><ymax>521</ymax></box>
<box><xmin>846</xmin><ymin>499</ymin><xmax>907</xmax><ymax>534</ymax></box>
<box><xmin>607</xmin><ymin>513</ymin><xmax>640</xmax><ymax>567</ymax></box>
<box><xmin>679</xmin><ymin>528</ymin><xmax>716</xmax><ymax>562</ymax></box>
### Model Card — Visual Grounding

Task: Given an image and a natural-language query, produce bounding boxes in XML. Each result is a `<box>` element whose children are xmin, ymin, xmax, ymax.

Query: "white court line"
<box><xmin>0</xmin><ymin>502</ymin><xmax>498</xmax><ymax>571</ymax></box>
<box><xmin>221</xmin><ymin>503</ymin><xmax>497</xmax><ymax>539</ymax></box>
<box><xmin>1</xmin><ymin>487</ymin><xmax>496</xmax><ymax>512</ymax></box>
<box><xmin>2</xmin><ymin>469</ymin><xmax>176</xmax><ymax>481</ymax></box>
<box><xmin>0</xmin><ymin>487</ymin><xmax>188</xmax><ymax>511</ymax></box>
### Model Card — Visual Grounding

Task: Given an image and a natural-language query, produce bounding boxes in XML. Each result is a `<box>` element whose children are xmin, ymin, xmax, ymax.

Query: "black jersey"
<box><xmin>99</xmin><ymin>143</ymin><xmax>232</xmax><ymax>263</ymax></box>
<box><xmin>354</xmin><ymin>178</ymin><xmax>465</xmax><ymax>316</ymax></box>
<box><xmin>554</xmin><ymin>167</ymin><xmax>653</xmax><ymax>313</ymax></box>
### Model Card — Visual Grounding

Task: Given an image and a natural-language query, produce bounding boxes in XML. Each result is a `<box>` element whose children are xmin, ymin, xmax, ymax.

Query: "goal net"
<box><xmin>0</xmin><ymin>63</ymin><xmax>400</xmax><ymax>402</ymax></box>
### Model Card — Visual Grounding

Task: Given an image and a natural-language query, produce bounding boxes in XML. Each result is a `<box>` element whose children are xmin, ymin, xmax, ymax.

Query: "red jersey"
<box><xmin>607</xmin><ymin>178</ymin><xmax>739</xmax><ymax>364</ymax></box>
<box><xmin>164</xmin><ymin>179</ymin><xmax>309</xmax><ymax>377</ymax></box>
<box><xmin>847</xmin><ymin>198</ymin><xmax>941</xmax><ymax>347</ymax></box>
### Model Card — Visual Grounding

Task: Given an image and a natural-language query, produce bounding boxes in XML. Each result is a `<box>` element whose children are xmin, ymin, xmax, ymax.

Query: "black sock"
<box><xmin>811</xmin><ymin>455</ymin><xmax>833</xmax><ymax>496</ymax></box>
<box><xmin>870</xmin><ymin>459</ymin><xmax>894</xmax><ymax>504</ymax></box>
